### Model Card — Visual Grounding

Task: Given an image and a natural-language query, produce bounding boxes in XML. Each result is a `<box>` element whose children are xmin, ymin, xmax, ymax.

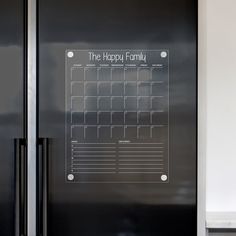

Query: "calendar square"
<box><xmin>98</xmin><ymin>126</ymin><xmax>111</xmax><ymax>139</ymax></box>
<box><xmin>112</xmin><ymin>68</ymin><xmax>124</xmax><ymax>81</ymax></box>
<box><xmin>85</xmin><ymin>97</ymin><xmax>97</xmax><ymax>111</ymax></box>
<box><xmin>71</xmin><ymin>97</ymin><xmax>84</xmax><ymax>111</ymax></box>
<box><xmin>85</xmin><ymin>112</ymin><xmax>97</xmax><ymax>125</ymax></box>
<box><xmin>125</xmin><ymin>97</ymin><xmax>137</xmax><ymax>110</ymax></box>
<box><xmin>85</xmin><ymin>82</ymin><xmax>97</xmax><ymax>96</ymax></box>
<box><xmin>72</xmin><ymin>112</ymin><xmax>84</xmax><ymax>124</ymax></box>
<box><xmin>111</xmin><ymin>82</ymin><xmax>124</xmax><ymax>96</ymax></box>
<box><xmin>98</xmin><ymin>97</ymin><xmax>111</xmax><ymax>110</ymax></box>
<box><xmin>112</xmin><ymin>112</ymin><xmax>124</xmax><ymax>125</ymax></box>
<box><xmin>85</xmin><ymin>68</ymin><xmax>97</xmax><ymax>81</ymax></box>
<box><xmin>85</xmin><ymin>126</ymin><xmax>97</xmax><ymax>139</ymax></box>
<box><xmin>111</xmin><ymin>126</ymin><xmax>124</xmax><ymax>139</ymax></box>
<box><xmin>112</xmin><ymin>97</ymin><xmax>124</xmax><ymax>110</ymax></box>
<box><xmin>71</xmin><ymin>67</ymin><xmax>84</xmax><ymax>81</ymax></box>
<box><xmin>125</xmin><ymin>82</ymin><xmax>137</xmax><ymax>95</ymax></box>
<box><xmin>98</xmin><ymin>82</ymin><xmax>111</xmax><ymax>95</ymax></box>
<box><xmin>125</xmin><ymin>112</ymin><xmax>137</xmax><ymax>125</ymax></box>
<box><xmin>98</xmin><ymin>68</ymin><xmax>111</xmax><ymax>81</ymax></box>
<box><xmin>98</xmin><ymin>112</ymin><xmax>111</xmax><ymax>125</ymax></box>
<box><xmin>124</xmin><ymin>68</ymin><xmax>137</xmax><ymax>81</ymax></box>
<box><xmin>72</xmin><ymin>82</ymin><xmax>84</xmax><ymax>96</ymax></box>
<box><xmin>71</xmin><ymin>126</ymin><xmax>84</xmax><ymax>140</ymax></box>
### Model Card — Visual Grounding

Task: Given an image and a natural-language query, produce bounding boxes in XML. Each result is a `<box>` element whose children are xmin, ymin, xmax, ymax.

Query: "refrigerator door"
<box><xmin>0</xmin><ymin>0</ymin><xmax>26</xmax><ymax>235</ymax></box>
<box><xmin>38</xmin><ymin>0</ymin><xmax>197</xmax><ymax>235</ymax></box>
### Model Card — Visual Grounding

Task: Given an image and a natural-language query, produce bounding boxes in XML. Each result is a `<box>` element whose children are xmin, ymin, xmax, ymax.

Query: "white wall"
<box><xmin>205</xmin><ymin>0</ymin><xmax>236</xmax><ymax>212</ymax></box>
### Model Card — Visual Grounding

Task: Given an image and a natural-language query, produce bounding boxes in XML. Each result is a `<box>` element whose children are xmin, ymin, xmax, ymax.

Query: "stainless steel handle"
<box><xmin>14</xmin><ymin>138</ymin><xmax>27</xmax><ymax>236</ymax></box>
<box><xmin>37</xmin><ymin>138</ymin><xmax>49</xmax><ymax>236</ymax></box>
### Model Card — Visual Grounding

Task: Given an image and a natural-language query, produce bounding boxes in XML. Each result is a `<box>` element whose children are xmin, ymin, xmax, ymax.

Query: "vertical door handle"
<box><xmin>37</xmin><ymin>138</ymin><xmax>49</xmax><ymax>236</ymax></box>
<box><xmin>14</xmin><ymin>138</ymin><xmax>27</xmax><ymax>236</ymax></box>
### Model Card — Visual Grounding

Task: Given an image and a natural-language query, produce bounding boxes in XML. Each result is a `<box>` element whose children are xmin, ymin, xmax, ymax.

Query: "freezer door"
<box><xmin>38</xmin><ymin>0</ymin><xmax>197</xmax><ymax>235</ymax></box>
<box><xmin>0</xmin><ymin>0</ymin><xmax>26</xmax><ymax>235</ymax></box>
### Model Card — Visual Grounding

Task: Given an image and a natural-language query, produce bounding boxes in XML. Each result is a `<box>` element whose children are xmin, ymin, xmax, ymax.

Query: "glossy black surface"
<box><xmin>38</xmin><ymin>0</ymin><xmax>197</xmax><ymax>235</ymax></box>
<box><xmin>65</xmin><ymin>50</ymin><xmax>169</xmax><ymax>183</ymax></box>
<box><xmin>0</xmin><ymin>1</ymin><xmax>25</xmax><ymax>235</ymax></box>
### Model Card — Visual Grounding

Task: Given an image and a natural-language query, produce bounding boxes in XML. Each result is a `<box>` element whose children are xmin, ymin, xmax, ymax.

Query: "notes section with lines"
<box><xmin>70</xmin><ymin>142</ymin><xmax>168</xmax><ymax>182</ymax></box>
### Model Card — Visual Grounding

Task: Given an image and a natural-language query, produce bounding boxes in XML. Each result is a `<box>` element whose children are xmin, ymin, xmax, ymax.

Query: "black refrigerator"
<box><xmin>0</xmin><ymin>0</ymin><xmax>198</xmax><ymax>235</ymax></box>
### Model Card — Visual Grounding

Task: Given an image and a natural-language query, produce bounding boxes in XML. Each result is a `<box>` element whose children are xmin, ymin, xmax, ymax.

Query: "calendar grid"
<box><xmin>70</xmin><ymin>66</ymin><xmax>168</xmax><ymax>140</ymax></box>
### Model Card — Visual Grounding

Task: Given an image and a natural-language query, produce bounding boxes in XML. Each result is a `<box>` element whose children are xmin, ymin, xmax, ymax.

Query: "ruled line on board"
<box><xmin>118</xmin><ymin>147</ymin><xmax>164</xmax><ymax>149</ymax></box>
<box><xmin>118</xmin><ymin>172</ymin><xmax>164</xmax><ymax>174</ymax></box>
<box><xmin>72</xmin><ymin>155</ymin><xmax>116</xmax><ymax>158</ymax></box>
<box><xmin>119</xmin><ymin>151</ymin><xmax>163</xmax><ymax>153</ymax></box>
<box><xmin>118</xmin><ymin>167</ymin><xmax>164</xmax><ymax>170</ymax></box>
<box><xmin>72</xmin><ymin>167</ymin><xmax>116</xmax><ymax>170</ymax></box>
<box><xmin>72</xmin><ymin>159</ymin><xmax>116</xmax><ymax>162</ymax></box>
<box><xmin>73</xmin><ymin>150</ymin><xmax>116</xmax><ymax>153</ymax></box>
<box><xmin>72</xmin><ymin>147</ymin><xmax>116</xmax><ymax>149</ymax></box>
<box><xmin>118</xmin><ymin>163</ymin><xmax>164</xmax><ymax>166</ymax></box>
<box><xmin>118</xmin><ymin>155</ymin><xmax>163</xmax><ymax>157</ymax></box>
<box><xmin>72</xmin><ymin>163</ymin><xmax>116</xmax><ymax>166</ymax></box>
<box><xmin>118</xmin><ymin>159</ymin><xmax>163</xmax><ymax>162</ymax></box>
<box><xmin>73</xmin><ymin>172</ymin><xmax>116</xmax><ymax>174</ymax></box>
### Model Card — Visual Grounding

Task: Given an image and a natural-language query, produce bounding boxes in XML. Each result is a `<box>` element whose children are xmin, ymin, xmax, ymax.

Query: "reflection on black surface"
<box><xmin>0</xmin><ymin>0</ymin><xmax>24</xmax><ymax>235</ymax></box>
<box><xmin>49</xmin><ymin>203</ymin><xmax>196</xmax><ymax>236</ymax></box>
<box><xmin>39</xmin><ymin>0</ymin><xmax>197</xmax><ymax>235</ymax></box>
